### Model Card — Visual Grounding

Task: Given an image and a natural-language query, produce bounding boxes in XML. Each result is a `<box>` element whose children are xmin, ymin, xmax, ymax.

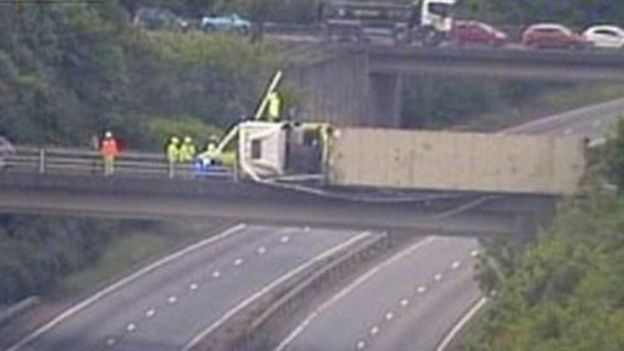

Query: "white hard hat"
<box><xmin>105</xmin><ymin>131</ymin><xmax>113</xmax><ymax>138</ymax></box>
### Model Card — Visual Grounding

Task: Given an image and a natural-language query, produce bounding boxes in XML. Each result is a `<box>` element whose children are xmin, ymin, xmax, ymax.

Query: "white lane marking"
<box><xmin>182</xmin><ymin>231</ymin><xmax>374</xmax><ymax>351</ymax></box>
<box><xmin>190</xmin><ymin>283</ymin><xmax>199</xmax><ymax>291</ymax></box>
<box><xmin>356</xmin><ymin>340</ymin><xmax>366</xmax><ymax>350</ymax></box>
<box><xmin>451</xmin><ymin>261</ymin><xmax>462</xmax><ymax>270</ymax></box>
<box><xmin>212</xmin><ymin>270</ymin><xmax>221</xmax><ymax>278</ymax></box>
<box><xmin>436</xmin><ymin>297</ymin><xmax>488</xmax><ymax>351</ymax></box>
<box><xmin>471</xmin><ymin>250</ymin><xmax>479</xmax><ymax>258</ymax></box>
<box><xmin>5</xmin><ymin>223</ymin><xmax>248</xmax><ymax>351</ymax></box>
<box><xmin>106</xmin><ymin>338</ymin><xmax>116</xmax><ymax>346</ymax></box>
<box><xmin>400</xmin><ymin>298</ymin><xmax>410</xmax><ymax>307</ymax></box>
<box><xmin>257</xmin><ymin>246</ymin><xmax>267</xmax><ymax>255</ymax></box>
<box><xmin>145</xmin><ymin>308</ymin><xmax>156</xmax><ymax>318</ymax></box>
<box><xmin>434</xmin><ymin>273</ymin><xmax>443</xmax><ymax>282</ymax></box>
<box><xmin>384</xmin><ymin>312</ymin><xmax>394</xmax><ymax>321</ymax></box>
<box><xmin>370</xmin><ymin>326</ymin><xmax>380</xmax><ymax>336</ymax></box>
<box><xmin>126</xmin><ymin>323</ymin><xmax>137</xmax><ymax>332</ymax></box>
<box><xmin>280</xmin><ymin>235</ymin><xmax>290</xmax><ymax>243</ymax></box>
<box><xmin>273</xmin><ymin>237</ymin><xmax>437</xmax><ymax>351</ymax></box>
<box><xmin>168</xmin><ymin>296</ymin><xmax>178</xmax><ymax>304</ymax></box>
<box><xmin>417</xmin><ymin>286</ymin><xmax>427</xmax><ymax>294</ymax></box>
<box><xmin>234</xmin><ymin>258</ymin><xmax>244</xmax><ymax>266</ymax></box>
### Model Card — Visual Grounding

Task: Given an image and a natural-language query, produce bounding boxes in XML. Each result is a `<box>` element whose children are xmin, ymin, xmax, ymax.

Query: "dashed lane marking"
<box><xmin>126</xmin><ymin>323</ymin><xmax>136</xmax><ymax>332</ymax></box>
<box><xmin>5</xmin><ymin>224</ymin><xmax>248</xmax><ymax>351</ymax></box>
<box><xmin>417</xmin><ymin>286</ymin><xmax>427</xmax><ymax>294</ymax></box>
<box><xmin>400</xmin><ymin>298</ymin><xmax>410</xmax><ymax>307</ymax></box>
<box><xmin>434</xmin><ymin>274</ymin><xmax>443</xmax><ymax>282</ymax></box>
<box><xmin>356</xmin><ymin>340</ymin><xmax>366</xmax><ymax>350</ymax></box>
<box><xmin>167</xmin><ymin>296</ymin><xmax>178</xmax><ymax>304</ymax></box>
<box><xmin>106</xmin><ymin>338</ymin><xmax>116</xmax><ymax>347</ymax></box>
<box><xmin>451</xmin><ymin>261</ymin><xmax>462</xmax><ymax>270</ymax></box>
<box><xmin>234</xmin><ymin>258</ymin><xmax>244</xmax><ymax>266</ymax></box>
<box><xmin>145</xmin><ymin>308</ymin><xmax>156</xmax><ymax>318</ymax></box>
<box><xmin>257</xmin><ymin>246</ymin><xmax>267</xmax><ymax>255</ymax></box>
<box><xmin>280</xmin><ymin>235</ymin><xmax>290</xmax><ymax>243</ymax></box>
<box><xmin>384</xmin><ymin>312</ymin><xmax>394</xmax><ymax>321</ymax></box>
<box><xmin>370</xmin><ymin>326</ymin><xmax>380</xmax><ymax>336</ymax></box>
<box><xmin>190</xmin><ymin>283</ymin><xmax>199</xmax><ymax>291</ymax></box>
<box><xmin>212</xmin><ymin>270</ymin><xmax>221</xmax><ymax>278</ymax></box>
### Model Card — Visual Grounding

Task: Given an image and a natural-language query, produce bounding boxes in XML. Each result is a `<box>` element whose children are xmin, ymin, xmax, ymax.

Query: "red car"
<box><xmin>522</xmin><ymin>23</ymin><xmax>588</xmax><ymax>49</ymax></box>
<box><xmin>452</xmin><ymin>20</ymin><xmax>508</xmax><ymax>47</ymax></box>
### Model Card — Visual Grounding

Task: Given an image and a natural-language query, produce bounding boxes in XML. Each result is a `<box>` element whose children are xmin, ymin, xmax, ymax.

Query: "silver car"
<box><xmin>0</xmin><ymin>136</ymin><xmax>15</xmax><ymax>170</ymax></box>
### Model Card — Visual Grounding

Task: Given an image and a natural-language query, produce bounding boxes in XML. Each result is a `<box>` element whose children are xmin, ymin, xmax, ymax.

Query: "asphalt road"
<box><xmin>6</xmin><ymin>224</ymin><xmax>370</xmax><ymax>351</ymax></box>
<box><xmin>275</xmin><ymin>236</ymin><xmax>480</xmax><ymax>351</ymax></box>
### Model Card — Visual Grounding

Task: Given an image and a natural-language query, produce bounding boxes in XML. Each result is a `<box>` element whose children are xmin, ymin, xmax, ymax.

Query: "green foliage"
<box><xmin>0</xmin><ymin>215</ymin><xmax>126</xmax><ymax>304</ymax></box>
<box><xmin>401</xmin><ymin>77</ymin><xmax>571</xmax><ymax>129</ymax></box>
<box><xmin>145</xmin><ymin>115</ymin><xmax>224</xmax><ymax>151</ymax></box>
<box><xmin>0</xmin><ymin>3</ymin><xmax>272</xmax><ymax>150</ymax></box>
<box><xmin>458</xmin><ymin>184</ymin><xmax>624</xmax><ymax>351</ymax></box>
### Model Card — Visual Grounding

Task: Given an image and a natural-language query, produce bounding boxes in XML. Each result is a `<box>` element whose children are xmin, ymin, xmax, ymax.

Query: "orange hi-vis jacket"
<box><xmin>101</xmin><ymin>137</ymin><xmax>119</xmax><ymax>157</ymax></box>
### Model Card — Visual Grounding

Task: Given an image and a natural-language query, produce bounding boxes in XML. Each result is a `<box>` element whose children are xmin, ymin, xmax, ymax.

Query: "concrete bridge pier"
<box><xmin>287</xmin><ymin>52</ymin><xmax>403</xmax><ymax>127</ymax></box>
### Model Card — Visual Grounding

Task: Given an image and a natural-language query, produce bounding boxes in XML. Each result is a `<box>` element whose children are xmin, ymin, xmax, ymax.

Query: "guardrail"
<box><xmin>1</xmin><ymin>146</ymin><xmax>234</xmax><ymax>180</ymax></box>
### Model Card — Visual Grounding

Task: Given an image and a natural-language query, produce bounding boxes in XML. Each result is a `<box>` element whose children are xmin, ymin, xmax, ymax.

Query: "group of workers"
<box><xmin>95</xmin><ymin>91</ymin><xmax>283</xmax><ymax>176</ymax></box>
<box><xmin>95</xmin><ymin>131</ymin><xmax>222</xmax><ymax>176</ymax></box>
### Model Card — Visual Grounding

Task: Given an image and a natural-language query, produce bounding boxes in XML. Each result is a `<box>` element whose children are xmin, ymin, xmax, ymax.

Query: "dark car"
<box><xmin>452</xmin><ymin>20</ymin><xmax>508</xmax><ymax>47</ymax></box>
<box><xmin>522</xmin><ymin>23</ymin><xmax>588</xmax><ymax>49</ymax></box>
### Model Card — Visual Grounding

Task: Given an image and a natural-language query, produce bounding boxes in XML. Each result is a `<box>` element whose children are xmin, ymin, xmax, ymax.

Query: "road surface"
<box><xmin>275</xmin><ymin>236</ymin><xmax>480</xmax><ymax>351</ymax></box>
<box><xmin>7</xmin><ymin>224</ymin><xmax>371</xmax><ymax>351</ymax></box>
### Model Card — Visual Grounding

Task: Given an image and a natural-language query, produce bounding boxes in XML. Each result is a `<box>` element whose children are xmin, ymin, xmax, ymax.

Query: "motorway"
<box><xmin>275</xmin><ymin>237</ymin><xmax>480</xmax><ymax>351</ymax></box>
<box><xmin>6</xmin><ymin>224</ymin><xmax>373</xmax><ymax>351</ymax></box>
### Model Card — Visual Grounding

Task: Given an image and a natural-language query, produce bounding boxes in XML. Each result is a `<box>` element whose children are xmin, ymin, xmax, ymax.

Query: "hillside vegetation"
<box><xmin>457</xmin><ymin>119</ymin><xmax>624</xmax><ymax>351</ymax></box>
<box><xmin>0</xmin><ymin>3</ymin><xmax>273</xmax><ymax>149</ymax></box>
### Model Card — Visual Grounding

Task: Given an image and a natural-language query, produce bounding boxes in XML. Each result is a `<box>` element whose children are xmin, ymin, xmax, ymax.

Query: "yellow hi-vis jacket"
<box><xmin>179</xmin><ymin>142</ymin><xmax>196</xmax><ymax>163</ymax></box>
<box><xmin>267</xmin><ymin>92</ymin><xmax>282</xmax><ymax>121</ymax></box>
<box><xmin>167</xmin><ymin>143</ymin><xmax>179</xmax><ymax>163</ymax></box>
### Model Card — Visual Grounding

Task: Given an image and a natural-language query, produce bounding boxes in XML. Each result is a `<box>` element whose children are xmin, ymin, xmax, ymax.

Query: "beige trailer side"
<box><xmin>328</xmin><ymin>128</ymin><xmax>586</xmax><ymax>195</ymax></box>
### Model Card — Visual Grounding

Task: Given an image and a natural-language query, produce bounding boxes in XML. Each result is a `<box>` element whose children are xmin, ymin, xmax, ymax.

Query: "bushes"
<box><xmin>0</xmin><ymin>215</ymin><xmax>123</xmax><ymax>304</ymax></box>
<box><xmin>0</xmin><ymin>3</ymin><xmax>272</xmax><ymax>150</ymax></box>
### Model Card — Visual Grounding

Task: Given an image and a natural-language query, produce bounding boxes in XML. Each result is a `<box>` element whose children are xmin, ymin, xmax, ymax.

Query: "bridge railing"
<box><xmin>1</xmin><ymin>146</ymin><xmax>234</xmax><ymax>180</ymax></box>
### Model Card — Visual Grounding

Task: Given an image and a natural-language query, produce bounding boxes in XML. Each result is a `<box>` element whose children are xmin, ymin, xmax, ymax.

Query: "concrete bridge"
<box><xmin>284</xmin><ymin>42</ymin><xmax>624</xmax><ymax>127</ymax></box>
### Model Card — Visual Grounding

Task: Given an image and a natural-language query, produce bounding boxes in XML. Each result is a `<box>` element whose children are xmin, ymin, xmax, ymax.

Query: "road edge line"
<box><xmin>435</xmin><ymin>296</ymin><xmax>488</xmax><ymax>351</ymax></box>
<box><xmin>5</xmin><ymin>223</ymin><xmax>247</xmax><ymax>351</ymax></box>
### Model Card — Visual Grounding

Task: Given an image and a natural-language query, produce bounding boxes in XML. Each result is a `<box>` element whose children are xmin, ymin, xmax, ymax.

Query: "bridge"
<box><xmin>2</xmin><ymin>96</ymin><xmax>622</xmax><ymax>236</ymax></box>
<box><xmin>284</xmin><ymin>40</ymin><xmax>624</xmax><ymax>127</ymax></box>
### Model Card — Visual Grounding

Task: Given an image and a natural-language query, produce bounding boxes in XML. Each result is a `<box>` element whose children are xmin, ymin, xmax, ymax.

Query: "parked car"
<box><xmin>201</xmin><ymin>13</ymin><xmax>251</xmax><ymax>35</ymax></box>
<box><xmin>583</xmin><ymin>25</ymin><xmax>624</xmax><ymax>49</ymax></box>
<box><xmin>522</xmin><ymin>23</ymin><xmax>588</xmax><ymax>49</ymax></box>
<box><xmin>452</xmin><ymin>20</ymin><xmax>508</xmax><ymax>47</ymax></box>
<box><xmin>133</xmin><ymin>7</ymin><xmax>189</xmax><ymax>31</ymax></box>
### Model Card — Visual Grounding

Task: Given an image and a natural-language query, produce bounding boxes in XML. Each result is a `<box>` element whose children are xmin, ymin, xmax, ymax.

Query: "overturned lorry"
<box><xmin>237</xmin><ymin>122</ymin><xmax>587</xmax><ymax>196</ymax></box>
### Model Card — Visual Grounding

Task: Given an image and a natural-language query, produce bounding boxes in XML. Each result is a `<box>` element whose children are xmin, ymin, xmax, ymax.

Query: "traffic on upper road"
<box><xmin>130</xmin><ymin>1</ymin><xmax>624</xmax><ymax>53</ymax></box>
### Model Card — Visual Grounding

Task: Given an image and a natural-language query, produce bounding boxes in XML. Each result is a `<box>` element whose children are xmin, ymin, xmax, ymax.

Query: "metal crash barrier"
<box><xmin>1</xmin><ymin>146</ymin><xmax>234</xmax><ymax>180</ymax></box>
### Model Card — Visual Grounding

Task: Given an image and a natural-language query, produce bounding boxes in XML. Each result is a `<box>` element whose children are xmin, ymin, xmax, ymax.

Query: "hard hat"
<box><xmin>105</xmin><ymin>131</ymin><xmax>112</xmax><ymax>138</ymax></box>
<box><xmin>171</xmin><ymin>136</ymin><xmax>180</xmax><ymax>143</ymax></box>
<box><xmin>184</xmin><ymin>136</ymin><xmax>192</xmax><ymax>143</ymax></box>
